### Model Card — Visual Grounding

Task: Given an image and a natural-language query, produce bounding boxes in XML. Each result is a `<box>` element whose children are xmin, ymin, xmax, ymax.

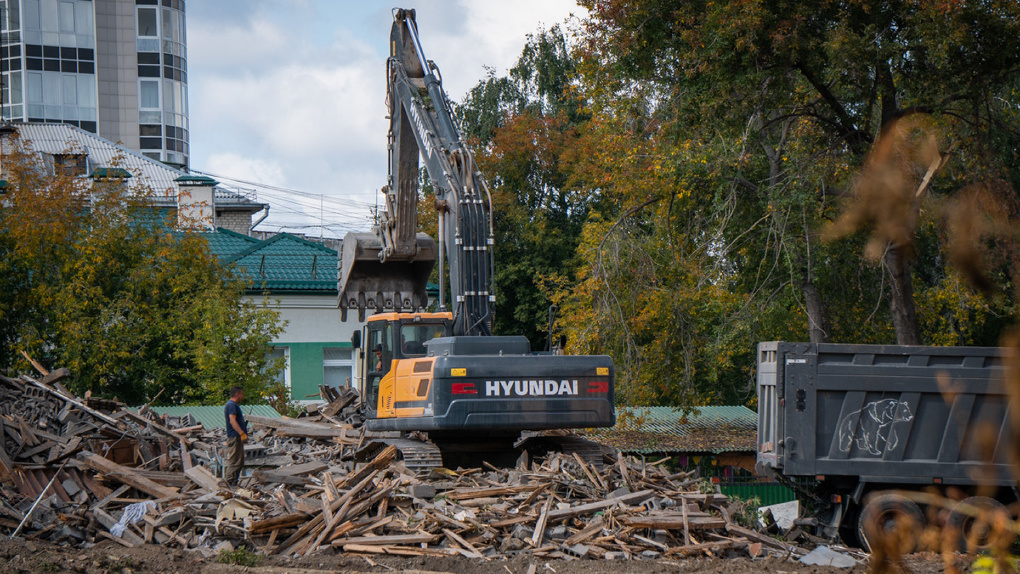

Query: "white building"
<box><xmin>204</xmin><ymin>227</ymin><xmax>365</xmax><ymax>401</ymax></box>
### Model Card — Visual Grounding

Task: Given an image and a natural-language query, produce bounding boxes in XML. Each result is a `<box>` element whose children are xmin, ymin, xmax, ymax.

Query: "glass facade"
<box><xmin>0</xmin><ymin>0</ymin><xmax>188</xmax><ymax>167</ymax></box>
<box><xmin>135</xmin><ymin>0</ymin><xmax>186</xmax><ymax>165</ymax></box>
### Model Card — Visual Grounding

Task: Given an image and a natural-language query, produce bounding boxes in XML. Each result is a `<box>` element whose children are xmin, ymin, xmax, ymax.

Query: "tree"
<box><xmin>457</xmin><ymin>27</ymin><xmax>595</xmax><ymax>347</ymax></box>
<box><xmin>0</xmin><ymin>135</ymin><xmax>284</xmax><ymax>405</ymax></box>
<box><xmin>575</xmin><ymin>0</ymin><xmax>1020</xmax><ymax>347</ymax></box>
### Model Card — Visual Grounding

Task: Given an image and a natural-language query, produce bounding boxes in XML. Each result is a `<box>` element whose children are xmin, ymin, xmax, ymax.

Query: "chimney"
<box><xmin>174</xmin><ymin>174</ymin><xmax>217</xmax><ymax>229</ymax></box>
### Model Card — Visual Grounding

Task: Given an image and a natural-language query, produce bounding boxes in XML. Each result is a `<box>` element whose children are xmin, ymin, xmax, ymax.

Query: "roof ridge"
<box><xmin>213</xmin><ymin>226</ymin><xmax>261</xmax><ymax>245</ymax></box>
<box><xmin>224</xmin><ymin>232</ymin><xmax>336</xmax><ymax>264</ymax></box>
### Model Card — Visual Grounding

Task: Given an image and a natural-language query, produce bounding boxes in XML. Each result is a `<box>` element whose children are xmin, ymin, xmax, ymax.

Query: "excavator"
<box><xmin>338</xmin><ymin>9</ymin><xmax>614</xmax><ymax>470</ymax></box>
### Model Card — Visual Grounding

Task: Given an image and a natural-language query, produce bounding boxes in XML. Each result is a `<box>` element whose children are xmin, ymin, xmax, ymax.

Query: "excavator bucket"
<box><xmin>338</xmin><ymin>231</ymin><xmax>437</xmax><ymax>321</ymax></box>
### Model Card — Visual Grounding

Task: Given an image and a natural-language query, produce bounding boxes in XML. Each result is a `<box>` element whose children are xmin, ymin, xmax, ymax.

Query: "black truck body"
<box><xmin>755</xmin><ymin>341</ymin><xmax>1015</xmax><ymax>543</ymax></box>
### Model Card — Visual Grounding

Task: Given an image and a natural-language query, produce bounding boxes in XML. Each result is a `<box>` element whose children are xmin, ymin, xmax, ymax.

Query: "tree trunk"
<box><xmin>884</xmin><ymin>243</ymin><xmax>921</xmax><ymax>345</ymax></box>
<box><xmin>802</xmin><ymin>280</ymin><xmax>829</xmax><ymax>344</ymax></box>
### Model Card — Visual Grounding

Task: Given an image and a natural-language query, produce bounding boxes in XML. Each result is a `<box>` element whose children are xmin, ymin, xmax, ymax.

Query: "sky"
<box><xmin>186</xmin><ymin>1</ymin><xmax>588</xmax><ymax>238</ymax></box>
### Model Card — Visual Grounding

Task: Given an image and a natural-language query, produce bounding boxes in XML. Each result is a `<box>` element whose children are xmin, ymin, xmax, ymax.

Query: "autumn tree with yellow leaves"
<box><xmin>0</xmin><ymin>134</ymin><xmax>283</xmax><ymax>405</ymax></box>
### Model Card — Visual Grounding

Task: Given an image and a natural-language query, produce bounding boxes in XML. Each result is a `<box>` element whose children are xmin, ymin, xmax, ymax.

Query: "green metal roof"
<box><xmin>202</xmin><ymin>228</ymin><xmax>338</xmax><ymax>293</ymax></box>
<box><xmin>174</xmin><ymin>174</ymin><xmax>218</xmax><ymax>186</ymax></box>
<box><xmin>226</xmin><ymin>233</ymin><xmax>338</xmax><ymax>292</ymax></box>
<box><xmin>204</xmin><ymin>227</ymin><xmax>260</xmax><ymax>259</ymax></box>
<box><xmin>90</xmin><ymin>167</ymin><xmax>132</xmax><ymax>179</ymax></box>
<box><xmin>584</xmin><ymin>406</ymin><xmax>757</xmax><ymax>454</ymax></box>
<box><xmin>149</xmin><ymin>404</ymin><xmax>282</xmax><ymax>430</ymax></box>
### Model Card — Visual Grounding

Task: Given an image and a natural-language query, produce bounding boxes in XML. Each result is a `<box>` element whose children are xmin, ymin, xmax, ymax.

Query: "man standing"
<box><xmin>224</xmin><ymin>386</ymin><xmax>248</xmax><ymax>486</ymax></box>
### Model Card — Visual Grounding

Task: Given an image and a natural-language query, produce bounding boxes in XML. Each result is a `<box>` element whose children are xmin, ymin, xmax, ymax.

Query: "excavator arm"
<box><xmin>339</xmin><ymin>8</ymin><xmax>495</xmax><ymax>337</ymax></box>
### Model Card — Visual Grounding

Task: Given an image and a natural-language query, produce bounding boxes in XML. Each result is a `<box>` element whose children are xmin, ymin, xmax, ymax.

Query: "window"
<box><xmin>323</xmin><ymin>347</ymin><xmax>353</xmax><ymax>389</ymax></box>
<box><xmin>139</xmin><ymin>79</ymin><xmax>158</xmax><ymax>108</ymax></box>
<box><xmin>267</xmin><ymin>346</ymin><xmax>290</xmax><ymax>389</ymax></box>
<box><xmin>399</xmin><ymin>324</ymin><xmax>446</xmax><ymax>357</ymax></box>
<box><xmin>57</xmin><ymin>1</ymin><xmax>73</xmax><ymax>33</ymax></box>
<box><xmin>137</xmin><ymin>7</ymin><xmax>156</xmax><ymax>37</ymax></box>
<box><xmin>53</xmin><ymin>153</ymin><xmax>87</xmax><ymax>176</ymax></box>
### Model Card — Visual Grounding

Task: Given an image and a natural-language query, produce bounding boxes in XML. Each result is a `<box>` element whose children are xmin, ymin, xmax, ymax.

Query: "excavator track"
<box><xmin>356</xmin><ymin>437</ymin><xmax>443</xmax><ymax>475</ymax></box>
<box><xmin>517</xmin><ymin>433</ymin><xmax>612</xmax><ymax>470</ymax></box>
<box><xmin>356</xmin><ymin>433</ymin><xmax>613</xmax><ymax>474</ymax></box>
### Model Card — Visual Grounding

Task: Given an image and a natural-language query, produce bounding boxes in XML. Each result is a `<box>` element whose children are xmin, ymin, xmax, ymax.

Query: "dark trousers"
<box><xmin>225</xmin><ymin>435</ymin><xmax>244</xmax><ymax>485</ymax></box>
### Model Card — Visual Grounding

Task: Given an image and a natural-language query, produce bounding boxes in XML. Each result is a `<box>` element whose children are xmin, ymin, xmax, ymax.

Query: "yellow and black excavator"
<box><xmin>338</xmin><ymin>9</ymin><xmax>614</xmax><ymax>470</ymax></box>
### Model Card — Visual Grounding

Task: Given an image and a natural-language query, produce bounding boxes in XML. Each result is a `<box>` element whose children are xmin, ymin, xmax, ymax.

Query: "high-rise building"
<box><xmin>0</xmin><ymin>0</ymin><xmax>188</xmax><ymax>168</ymax></box>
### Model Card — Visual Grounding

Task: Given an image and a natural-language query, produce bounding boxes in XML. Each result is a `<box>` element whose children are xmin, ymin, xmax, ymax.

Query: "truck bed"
<box><xmin>757</xmin><ymin>341</ymin><xmax>1011</xmax><ymax>487</ymax></box>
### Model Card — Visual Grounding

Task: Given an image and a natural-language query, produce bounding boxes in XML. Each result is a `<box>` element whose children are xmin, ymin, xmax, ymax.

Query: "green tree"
<box><xmin>0</xmin><ymin>135</ymin><xmax>283</xmax><ymax>405</ymax></box>
<box><xmin>552</xmin><ymin>0</ymin><xmax>1020</xmax><ymax>406</ymax></box>
<box><xmin>576</xmin><ymin>0</ymin><xmax>1020</xmax><ymax>346</ymax></box>
<box><xmin>457</xmin><ymin>27</ymin><xmax>595</xmax><ymax>347</ymax></box>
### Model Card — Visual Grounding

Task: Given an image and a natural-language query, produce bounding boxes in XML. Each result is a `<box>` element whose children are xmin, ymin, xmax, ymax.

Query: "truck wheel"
<box><xmin>856</xmin><ymin>492</ymin><xmax>925</xmax><ymax>553</ymax></box>
<box><xmin>948</xmin><ymin>496</ymin><xmax>1007</xmax><ymax>553</ymax></box>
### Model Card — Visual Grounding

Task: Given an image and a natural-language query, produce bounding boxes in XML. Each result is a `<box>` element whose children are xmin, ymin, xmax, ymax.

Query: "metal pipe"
<box><xmin>11</xmin><ymin>459</ymin><xmax>69</xmax><ymax>539</ymax></box>
<box><xmin>437</xmin><ymin>200</ymin><xmax>446</xmax><ymax>312</ymax></box>
<box><xmin>249</xmin><ymin>204</ymin><xmax>270</xmax><ymax>235</ymax></box>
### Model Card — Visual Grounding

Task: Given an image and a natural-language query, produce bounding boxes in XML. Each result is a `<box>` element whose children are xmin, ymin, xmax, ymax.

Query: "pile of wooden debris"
<box><xmin>0</xmin><ymin>369</ymin><xmax>806</xmax><ymax>561</ymax></box>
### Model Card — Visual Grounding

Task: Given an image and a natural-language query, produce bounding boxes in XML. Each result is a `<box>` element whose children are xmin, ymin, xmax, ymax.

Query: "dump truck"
<box><xmin>756</xmin><ymin>341</ymin><xmax>1015</xmax><ymax>551</ymax></box>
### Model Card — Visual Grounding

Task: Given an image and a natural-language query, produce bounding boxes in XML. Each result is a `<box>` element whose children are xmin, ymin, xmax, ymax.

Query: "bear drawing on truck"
<box><xmin>837</xmin><ymin>399</ymin><xmax>913</xmax><ymax>455</ymax></box>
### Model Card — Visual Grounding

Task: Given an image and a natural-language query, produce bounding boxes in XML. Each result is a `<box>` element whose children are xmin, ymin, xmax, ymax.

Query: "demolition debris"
<box><xmin>0</xmin><ymin>369</ymin><xmax>830</xmax><ymax>562</ymax></box>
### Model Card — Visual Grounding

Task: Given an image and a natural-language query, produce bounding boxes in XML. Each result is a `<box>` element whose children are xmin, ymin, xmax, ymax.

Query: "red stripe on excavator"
<box><xmin>451</xmin><ymin>382</ymin><xmax>477</xmax><ymax>395</ymax></box>
<box><xmin>588</xmin><ymin>381</ymin><xmax>609</xmax><ymax>393</ymax></box>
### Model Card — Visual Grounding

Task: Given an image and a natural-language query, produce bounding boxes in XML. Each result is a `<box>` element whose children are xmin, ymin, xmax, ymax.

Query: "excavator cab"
<box><xmin>356</xmin><ymin>312</ymin><xmax>453</xmax><ymax>418</ymax></box>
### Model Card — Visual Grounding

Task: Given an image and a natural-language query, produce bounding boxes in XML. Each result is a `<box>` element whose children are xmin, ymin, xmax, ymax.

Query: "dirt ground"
<box><xmin>0</xmin><ymin>537</ymin><xmax>973</xmax><ymax>574</ymax></box>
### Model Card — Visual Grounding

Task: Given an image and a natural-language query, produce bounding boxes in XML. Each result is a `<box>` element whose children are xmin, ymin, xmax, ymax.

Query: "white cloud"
<box><xmin>187</xmin><ymin>1</ymin><xmax>587</xmax><ymax>234</ymax></box>
<box><xmin>205</xmin><ymin>152</ymin><xmax>286</xmax><ymax>187</ymax></box>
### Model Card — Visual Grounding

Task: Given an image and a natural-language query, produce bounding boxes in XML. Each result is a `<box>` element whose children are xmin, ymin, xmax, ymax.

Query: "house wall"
<box><xmin>216</xmin><ymin>211</ymin><xmax>253</xmax><ymax>235</ymax></box>
<box><xmin>246</xmin><ymin>293</ymin><xmax>365</xmax><ymax>401</ymax></box>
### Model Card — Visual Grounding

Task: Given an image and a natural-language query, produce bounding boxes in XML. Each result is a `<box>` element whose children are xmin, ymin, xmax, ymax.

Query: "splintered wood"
<box><xmin>0</xmin><ymin>373</ymin><xmax>799</xmax><ymax>561</ymax></box>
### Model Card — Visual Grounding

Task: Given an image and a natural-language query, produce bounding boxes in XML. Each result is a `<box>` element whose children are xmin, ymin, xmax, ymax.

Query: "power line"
<box><xmin>192</xmin><ymin>168</ymin><xmax>380</xmax><ymax>209</ymax></box>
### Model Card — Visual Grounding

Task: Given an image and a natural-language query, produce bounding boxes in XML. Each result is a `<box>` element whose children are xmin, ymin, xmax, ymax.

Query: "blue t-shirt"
<box><xmin>224</xmin><ymin>399</ymin><xmax>248</xmax><ymax>438</ymax></box>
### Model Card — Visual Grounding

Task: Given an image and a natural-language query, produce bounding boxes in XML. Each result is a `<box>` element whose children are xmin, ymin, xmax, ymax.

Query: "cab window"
<box><xmin>364</xmin><ymin>322</ymin><xmax>393</xmax><ymax>413</ymax></box>
<box><xmin>399</xmin><ymin>323</ymin><xmax>446</xmax><ymax>357</ymax></box>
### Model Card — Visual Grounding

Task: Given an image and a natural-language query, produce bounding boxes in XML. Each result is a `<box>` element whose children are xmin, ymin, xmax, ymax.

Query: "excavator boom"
<box><xmin>338</xmin><ymin>8</ymin><xmax>494</xmax><ymax>335</ymax></box>
<box><xmin>342</xmin><ymin>9</ymin><xmax>615</xmax><ymax>471</ymax></box>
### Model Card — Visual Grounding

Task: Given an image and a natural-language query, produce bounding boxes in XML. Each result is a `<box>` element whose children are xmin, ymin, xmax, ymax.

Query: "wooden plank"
<box><xmin>184</xmin><ymin>465</ymin><xmax>225</xmax><ymax>492</ymax></box>
<box><xmin>180</xmin><ymin>439</ymin><xmax>192</xmax><ymax>471</ymax></box>
<box><xmin>333</xmin><ymin>533</ymin><xmax>438</xmax><ymax>546</ymax></box>
<box><xmin>338</xmin><ymin>445</ymin><xmax>396</xmax><ymax>490</ymax></box>
<box><xmin>247</xmin><ymin>415</ymin><xmax>349</xmax><ymax>438</ymax></box>
<box><xmin>443</xmin><ymin>528</ymin><xmax>484</xmax><ymax>559</ymax></box>
<box><xmin>564</xmin><ymin>517</ymin><xmax>604</xmax><ymax>546</ymax></box>
<box><xmin>78</xmin><ymin>453</ymin><xmax>179</xmax><ymax>499</ymax></box>
<box><xmin>250</xmin><ymin>512</ymin><xmax>312</xmax><ymax>534</ymax></box>
<box><xmin>445</xmin><ymin>484</ymin><xmax>541</xmax><ymax>500</ymax></box>
<box><xmin>619</xmin><ymin>514</ymin><xmax>726</xmax><ymax>530</ymax></box>
<box><xmin>274</xmin><ymin>461</ymin><xmax>328</xmax><ymax>477</ymax></box>
<box><xmin>92</xmin><ymin>508</ymin><xmax>145</xmax><ymax>546</ymax></box>
<box><xmin>546</xmin><ymin>489</ymin><xmax>654</xmax><ymax>520</ymax></box>
<box><xmin>531</xmin><ymin>497</ymin><xmax>551</xmax><ymax>547</ymax></box>
<box><xmin>665</xmin><ymin>539</ymin><xmax>749</xmax><ymax>556</ymax></box>
<box><xmin>340</xmin><ymin>543</ymin><xmax>457</xmax><ymax>556</ymax></box>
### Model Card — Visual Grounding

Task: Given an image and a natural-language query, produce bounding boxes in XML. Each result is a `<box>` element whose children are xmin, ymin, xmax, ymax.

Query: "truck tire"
<box><xmin>948</xmin><ymin>496</ymin><xmax>1007</xmax><ymax>553</ymax></box>
<box><xmin>856</xmin><ymin>492</ymin><xmax>925</xmax><ymax>553</ymax></box>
